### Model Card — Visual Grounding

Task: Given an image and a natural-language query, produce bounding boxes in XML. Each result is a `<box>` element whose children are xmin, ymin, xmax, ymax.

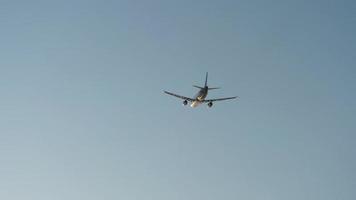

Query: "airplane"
<box><xmin>164</xmin><ymin>72</ymin><xmax>238</xmax><ymax>108</ymax></box>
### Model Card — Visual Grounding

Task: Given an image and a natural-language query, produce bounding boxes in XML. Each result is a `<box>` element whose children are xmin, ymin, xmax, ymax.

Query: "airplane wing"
<box><xmin>164</xmin><ymin>91</ymin><xmax>195</xmax><ymax>102</ymax></box>
<box><xmin>203</xmin><ymin>96</ymin><xmax>238</xmax><ymax>102</ymax></box>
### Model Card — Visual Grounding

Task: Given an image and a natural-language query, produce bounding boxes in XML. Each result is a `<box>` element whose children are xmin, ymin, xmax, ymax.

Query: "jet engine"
<box><xmin>208</xmin><ymin>102</ymin><xmax>213</xmax><ymax>107</ymax></box>
<box><xmin>183</xmin><ymin>100</ymin><xmax>188</xmax><ymax>106</ymax></box>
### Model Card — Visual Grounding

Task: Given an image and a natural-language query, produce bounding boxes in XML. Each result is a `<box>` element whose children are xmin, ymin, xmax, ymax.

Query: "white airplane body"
<box><xmin>164</xmin><ymin>72</ymin><xmax>238</xmax><ymax>108</ymax></box>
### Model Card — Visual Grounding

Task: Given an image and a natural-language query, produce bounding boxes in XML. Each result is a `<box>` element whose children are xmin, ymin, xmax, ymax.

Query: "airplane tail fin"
<box><xmin>194</xmin><ymin>72</ymin><xmax>209</xmax><ymax>89</ymax></box>
<box><xmin>204</xmin><ymin>72</ymin><xmax>219</xmax><ymax>90</ymax></box>
<box><xmin>204</xmin><ymin>72</ymin><xmax>208</xmax><ymax>87</ymax></box>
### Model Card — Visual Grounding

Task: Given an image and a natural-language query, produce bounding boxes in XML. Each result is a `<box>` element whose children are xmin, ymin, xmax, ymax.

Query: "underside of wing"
<box><xmin>203</xmin><ymin>96</ymin><xmax>238</xmax><ymax>102</ymax></box>
<box><xmin>164</xmin><ymin>91</ymin><xmax>195</xmax><ymax>102</ymax></box>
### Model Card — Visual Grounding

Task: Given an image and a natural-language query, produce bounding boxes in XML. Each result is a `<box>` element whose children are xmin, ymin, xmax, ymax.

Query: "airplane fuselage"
<box><xmin>191</xmin><ymin>87</ymin><xmax>208</xmax><ymax>107</ymax></box>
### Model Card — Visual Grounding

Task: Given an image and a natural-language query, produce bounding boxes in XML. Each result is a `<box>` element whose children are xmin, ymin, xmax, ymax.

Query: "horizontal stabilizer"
<box><xmin>193</xmin><ymin>85</ymin><xmax>204</xmax><ymax>89</ymax></box>
<box><xmin>208</xmin><ymin>87</ymin><xmax>220</xmax><ymax>90</ymax></box>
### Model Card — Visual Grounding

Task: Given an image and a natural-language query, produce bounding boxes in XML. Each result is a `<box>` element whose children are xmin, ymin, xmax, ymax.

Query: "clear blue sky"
<box><xmin>1</xmin><ymin>0</ymin><xmax>355</xmax><ymax>199</ymax></box>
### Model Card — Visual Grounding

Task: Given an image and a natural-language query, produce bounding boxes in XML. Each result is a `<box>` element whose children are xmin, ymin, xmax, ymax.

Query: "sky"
<box><xmin>0</xmin><ymin>0</ymin><xmax>355</xmax><ymax>199</ymax></box>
